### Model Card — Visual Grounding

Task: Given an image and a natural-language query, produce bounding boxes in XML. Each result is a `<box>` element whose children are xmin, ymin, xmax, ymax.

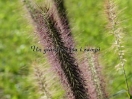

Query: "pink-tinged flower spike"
<box><xmin>23</xmin><ymin>0</ymin><xmax>89</xmax><ymax>99</ymax></box>
<box><xmin>78</xmin><ymin>54</ymin><xmax>99</xmax><ymax>99</ymax></box>
<box><xmin>92</xmin><ymin>53</ymin><xmax>108</xmax><ymax>99</ymax></box>
<box><xmin>41</xmin><ymin>10</ymin><xmax>89</xmax><ymax>99</ymax></box>
<box><xmin>79</xmin><ymin>52</ymin><xmax>108</xmax><ymax>99</ymax></box>
<box><xmin>50</xmin><ymin>0</ymin><xmax>75</xmax><ymax>49</ymax></box>
<box><xmin>22</xmin><ymin>1</ymin><xmax>73</xmax><ymax>98</ymax></box>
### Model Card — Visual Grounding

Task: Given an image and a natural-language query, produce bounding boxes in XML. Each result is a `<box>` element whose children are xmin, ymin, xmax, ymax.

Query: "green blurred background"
<box><xmin>0</xmin><ymin>0</ymin><xmax>132</xmax><ymax>99</ymax></box>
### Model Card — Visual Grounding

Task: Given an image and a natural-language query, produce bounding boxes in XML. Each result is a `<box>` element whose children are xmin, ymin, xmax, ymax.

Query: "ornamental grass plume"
<box><xmin>104</xmin><ymin>0</ymin><xmax>130</xmax><ymax>98</ymax></box>
<box><xmin>22</xmin><ymin>0</ymin><xmax>89</xmax><ymax>99</ymax></box>
<box><xmin>33</xmin><ymin>64</ymin><xmax>52</xmax><ymax>99</ymax></box>
<box><xmin>51</xmin><ymin>0</ymin><xmax>74</xmax><ymax>48</ymax></box>
<box><xmin>79</xmin><ymin>52</ymin><xmax>108</xmax><ymax>99</ymax></box>
<box><xmin>22</xmin><ymin>0</ymin><xmax>108</xmax><ymax>99</ymax></box>
<box><xmin>87</xmin><ymin>52</ymin><xmax>108</xmax><ymax>99</ymax></box>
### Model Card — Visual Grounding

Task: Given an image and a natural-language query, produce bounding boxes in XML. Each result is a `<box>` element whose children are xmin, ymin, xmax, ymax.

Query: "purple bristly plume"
<box><xmin>23</xmin><ymin>0</ymin><xmax>89</xmax><ymax>99</ymax></box>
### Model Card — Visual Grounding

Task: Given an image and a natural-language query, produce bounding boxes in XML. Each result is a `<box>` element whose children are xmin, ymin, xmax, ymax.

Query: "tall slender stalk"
<box><xmin>105</xmin><ymin>0</ymin><xmax>130</xmax><ymax>98</ymax></box>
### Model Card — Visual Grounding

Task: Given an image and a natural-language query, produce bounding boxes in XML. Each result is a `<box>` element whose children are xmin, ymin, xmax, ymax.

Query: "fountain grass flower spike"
<box><xmin>22</xmin><ymin>0</ymin><xmax>89</xmax><ymax>99</ymax></box>
<box><xmin>79</xmin><ymin>52</ymin><xmax>108</xmax><ymax>99</ymax></box>
<box><xmin>105</xmin><ymin>0</ymin><xmax>130</xmax><ymax>98</ymax></box>
<box><xmin>22</xmin><ymin>0</ymin><xmax>109</xmax><ymax>99</ymax></box>
<box><xmin>33</xmin><ymin>64</ymin><xmax>52</xmax><ymax>99</ymax></box>
<box><xmin>51</xmin><ymin>0</ymin><xmax>74</xmax><ymax>48</ymax></box>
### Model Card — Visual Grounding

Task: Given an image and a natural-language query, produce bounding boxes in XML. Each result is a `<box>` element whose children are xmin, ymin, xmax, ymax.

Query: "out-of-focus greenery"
<box><xmin>0</xmin><ymin>0</ymin><xmax>132</xmax><ymax>99</ymax></box>
<box><xmin>0</xmin><ymin>0</ymin><xmax>40</xmax><ymax>99</ymax></box>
